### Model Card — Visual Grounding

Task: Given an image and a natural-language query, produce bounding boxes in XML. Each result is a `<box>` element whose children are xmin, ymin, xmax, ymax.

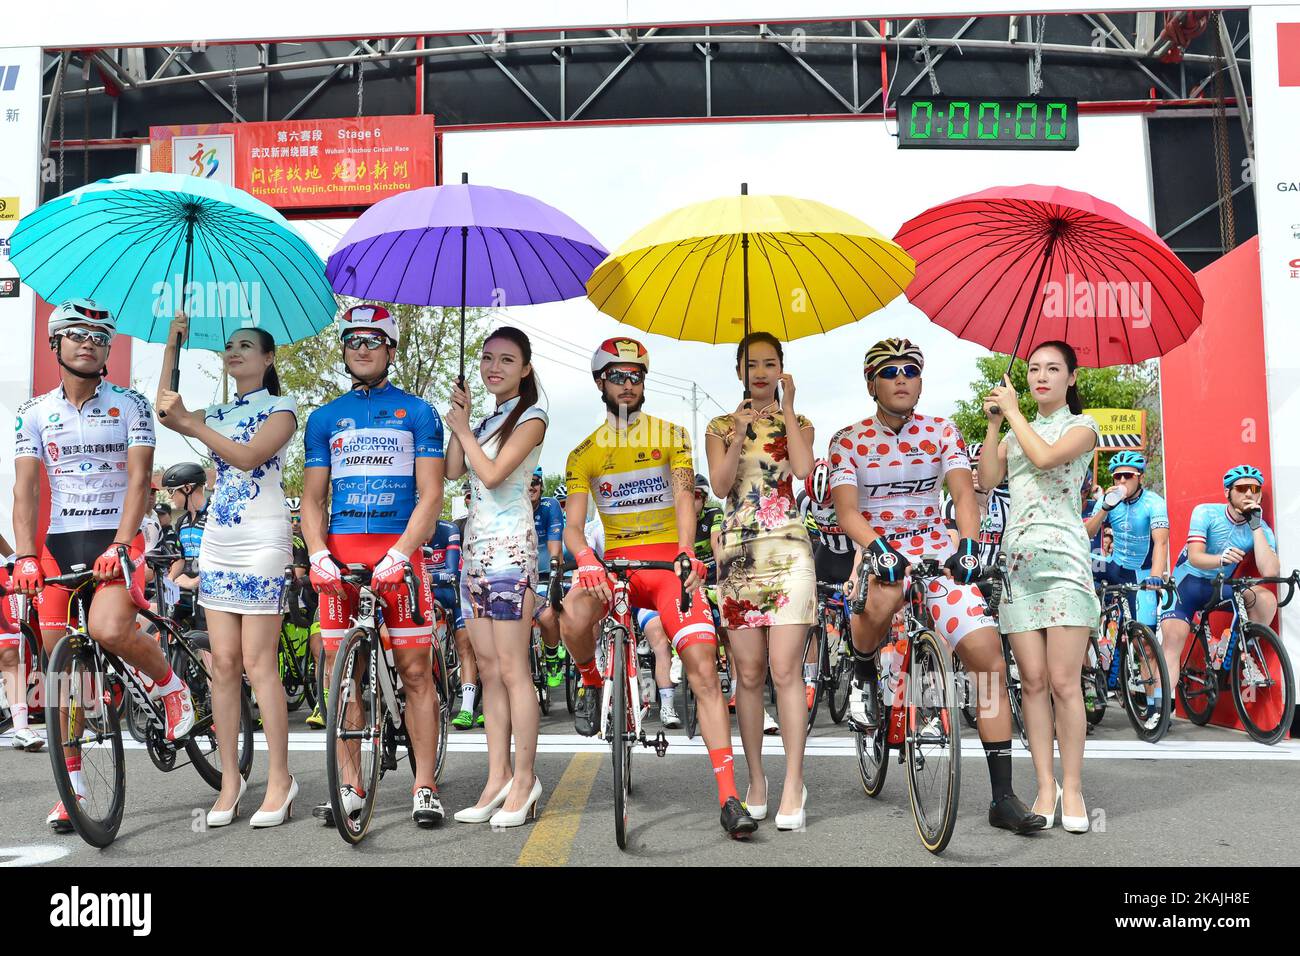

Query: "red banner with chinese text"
<box><xmin>149</xmin><ymin>115</ymin><xmax>436</xmax><ymax>210</ymax></box>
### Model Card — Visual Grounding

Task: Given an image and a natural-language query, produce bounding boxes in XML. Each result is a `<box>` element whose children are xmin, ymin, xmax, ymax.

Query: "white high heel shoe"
<box><xmin>1061</xmin><ymin>790</ymin><xmax>1090</xmax><ymax>833</ymax></box>
<box><xmin>454</xmin><ymin>779</ymin><xmax>512</xmax><ymax>824</ymax></box>
<box><xmin>250</xmin><ymin>776</ymin><xmax>298</xmax><ymax>829</ymax></box>
<box><xmin>744</xmin><ymin>776</ymin><xmax>768</xmax><ymax>821</ymax></box>
<box><xmin>774</xmin><ymin>786</ymin><xmax>808</xmax><ymax>831</ymax></box>
<box><xmin>490</xmin><ymin>777</ymin><xmax>542</xmax><ymax>829</ymax></box>
<box><xmin>206</xmin><ymin>776</ymin><xmax>247</xmax><ymax>828</ymax></box>
<box><xmin>1034</xmin><ymin>781</ymin><xmax>1062</xmax><ymax>830</ymax></box>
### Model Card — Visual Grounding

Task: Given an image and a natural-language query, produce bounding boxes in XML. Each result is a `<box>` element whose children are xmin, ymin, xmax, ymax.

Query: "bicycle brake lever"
<box><xmin>403</xmin><ymin>564</ymin><xmax>426</xmax><ymax>627</ymax></box>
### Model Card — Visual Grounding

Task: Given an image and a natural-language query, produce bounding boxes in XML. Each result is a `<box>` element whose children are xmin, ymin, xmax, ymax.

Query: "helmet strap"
<box><xmin>345</xmin><ymin>352</ymin><xmax>392</xmax><ymax>391</ymax></box>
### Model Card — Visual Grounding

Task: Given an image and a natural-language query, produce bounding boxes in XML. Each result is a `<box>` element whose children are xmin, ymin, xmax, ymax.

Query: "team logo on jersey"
<box><xmin>331</xmin><ymin>437</ymin><xmax>345</xmax><ymax>453</ymax></box>
<box><xmin>47</xmin><ymin>413</ymin><xmax>58</xmax><ymax>423</ymax></box>
<box><xmin>395</xmin><ymin>408</ymin><xmax>407</xmax><ymax>419</ymax></box>
<box><xmin>13</xmin><ymin>417</ymin><xmax>20</xmax><ymax>430</ymax></box>
<box><xmin>651</xmin><ymin>449</ymin><xmax>662</xmax><ymax>460</ymax></box>
<box><xmin>599</xmin><ymin>481</ymin><xmax>614</xmax><ymax>498</ymax></box>
<box><xmin>46</xmin><ymin>442</ymin><xmax>59</xmax><ymax>461</ymax></box>
<box><xmin>336</xmin><ymin>418</ymin><xmax>355</xmax><ymax>430</ymax></box>
<box><xmin>78</xmin><ymin>462</ymin><xmax>93</xmax><ymax>473</ymax></box>
<box><xmin>108</xmin><ymin>407</ymin><xmax>120</xmax><ymax>417</ymax></box>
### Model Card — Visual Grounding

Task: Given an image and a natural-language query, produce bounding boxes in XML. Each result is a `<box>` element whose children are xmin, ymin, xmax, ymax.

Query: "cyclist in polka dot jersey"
<box><xmin>828</xmin><ymin>337</ymin><xmax>1046</xmax><ymax>835</ymax></box>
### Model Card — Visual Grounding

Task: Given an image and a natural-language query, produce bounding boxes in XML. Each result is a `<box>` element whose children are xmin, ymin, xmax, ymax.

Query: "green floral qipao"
<box><xmin>999</xmin><ymin>405</ymin><xmax>1102</xmax><ymax>634</ymax></box>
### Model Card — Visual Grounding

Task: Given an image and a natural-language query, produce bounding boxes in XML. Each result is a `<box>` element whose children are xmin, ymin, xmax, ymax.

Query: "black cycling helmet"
<box><xmin>694</xmin><ymin>473</ymin><xmax>710</xmax><ymax>493</ymax></box>
<box><xmin>162</xmin><ymin>462</ymin><xmax>207</xmax><ymax>489</ymax></box>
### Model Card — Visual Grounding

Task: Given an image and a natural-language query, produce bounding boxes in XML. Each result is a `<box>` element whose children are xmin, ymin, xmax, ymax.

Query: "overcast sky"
<box><xmin>136</xmin><ymin>113</ymin><xmax>1151</xmax><ymax>478</ymax></box>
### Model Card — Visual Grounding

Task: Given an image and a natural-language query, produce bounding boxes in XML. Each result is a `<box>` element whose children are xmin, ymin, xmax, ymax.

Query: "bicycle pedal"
<box><xmin>650</xmin><ymin>731</ymin><xmax>669</xmax><ymax>756</ymax></box>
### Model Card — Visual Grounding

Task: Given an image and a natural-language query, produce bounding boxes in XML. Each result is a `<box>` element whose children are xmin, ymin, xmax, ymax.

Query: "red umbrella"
<box><xmin>893</xmin><ymin>184</ymin><xmax>1203</xmax><ymax>370</ymax></box>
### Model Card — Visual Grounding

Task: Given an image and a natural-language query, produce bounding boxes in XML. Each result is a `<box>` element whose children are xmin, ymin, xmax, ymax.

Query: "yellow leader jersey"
<box><xmin>565</xmin><ymin>413</ymin><xmax>694</xmax><ymax>550</ymax></box>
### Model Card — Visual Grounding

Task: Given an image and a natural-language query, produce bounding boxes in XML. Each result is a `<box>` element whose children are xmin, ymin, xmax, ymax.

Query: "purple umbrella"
<box><xmin>327</xmin><ymin>174</ymin><xmax>608</xmax><ymax>382</ymax></box>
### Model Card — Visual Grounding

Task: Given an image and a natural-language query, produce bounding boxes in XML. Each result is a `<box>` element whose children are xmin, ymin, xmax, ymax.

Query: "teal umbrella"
<box><xmin>9</xmin><ymin>172</ymin><xmax>336</xmax><ymax>385</ymax></box>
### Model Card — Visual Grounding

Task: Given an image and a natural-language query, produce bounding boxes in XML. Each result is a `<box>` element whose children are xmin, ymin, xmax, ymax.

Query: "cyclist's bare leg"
<box><xmin>954</xmin><ymin>625</ymin><xmax>1011</xmax><ymax>741</ymax></box>
<box><xmin>237</xmin><ymin>611</ymin><xmax>293</xmax><ymax>808</ymax></box>
<box><xmin>88</xmin><ymin>587</ymin><xmax>170</xmax><ymax>681</ymax></box>
<box><xmin>393</xmin><ymin>644</ymin><xmax>438</xmax><ymax>793</ymax></box>
<box><xmin>0</xmin><ymin>644</ymin><xmax>23</xmax><ymax>724</ymax></box>
<box><xmin>453</xmin><ymin>626</ymin><xmax>476</xmax><ymax>685</ymax></box>
<box><xmin>492</xmin><ymin>590</ymin><xmax>539</xmax><ymax>813</ymax></box>
<box><xmin>538</xmin><ymin>605</ymin><xmax>561</xmax><ymax>651</ymax></box>
<box><xmin>680</xmin><ymin>640</ymin><xmax>732</xmax><ymax>759</ymax></box>
<box><xmin>466</xmin><ymin>617</ymin><xmax>512</xmax><ymax>808</ymax></box>
<box><xmin>1044</xmin><ymin>625</ymin><xmax>1091</xmax><ymax>819</ymax></box>
<box><xmin>557</xmin><ymin>586</ymin><xmax>604</xmax><ymax>666</ymax></box>
<box><xmin>1244</xmin><ymin>585</ymin><xmax>1278</xmax><ymax>627</ymax></box>
<box><xmin>768</xmin><ymin>623</ymin><xmax>810</xmax><ymax>815</ymax></box>
<box><xmin>206</xmin><ymin>610</ymin><xmax>249</xmax><ymax>812</ymax></box>
<box><xmin>727</xmin><ymin>626</ymin><xmax>768</xmax><ymax>806</ymax></box>
<box><xmin>849</xmin><ymin>577</ymin><xmax>904</xmax><ymax>656</ymax></box>
<box><xmin>1159</xmin><ymin>617</ymin><xmax>1191</xmax><ymax>703</ymax></box>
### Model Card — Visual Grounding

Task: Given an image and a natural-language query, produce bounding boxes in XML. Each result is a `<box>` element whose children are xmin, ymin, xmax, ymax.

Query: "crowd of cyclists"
<box><xmin>0</xmin><ymin>295</ymin><xmax>1290</xmax><ymax>847</ymax></box>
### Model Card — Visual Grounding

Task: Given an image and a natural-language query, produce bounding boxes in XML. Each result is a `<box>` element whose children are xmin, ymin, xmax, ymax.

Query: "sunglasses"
<box><xmin>602</xmin><ymin>369</ymin><xmax>645</xmax><ymax>386</ymax></box>
<box><xmin>1112</xmin><ymin>472</ymin><xmax>1140</xmax><ymax>481</ymax></box>
<box><xmin>343</xmin><ymin>333</ymin><xmax>391</xmax><ymax>352</ymax></box>
<box><xmin>62</xmin><ymin>327</ymin><xmax>112</xmax><ymax>347</ymax></box>
<box><xmin>1231</xmin><ymin>483</ymin><xmax>1263</xmax><ymax>496</ymax></box>
<box><xmin>874</xmin><ymin>364</ymin><xmax>921</xmax><ymax>381</ymax></box>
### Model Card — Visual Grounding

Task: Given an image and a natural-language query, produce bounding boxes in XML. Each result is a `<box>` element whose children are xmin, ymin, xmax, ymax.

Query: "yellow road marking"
<box><xmin>516</xmin><ymin>752</ymin><xmax>600</xmax><ymax>867</ymax></box>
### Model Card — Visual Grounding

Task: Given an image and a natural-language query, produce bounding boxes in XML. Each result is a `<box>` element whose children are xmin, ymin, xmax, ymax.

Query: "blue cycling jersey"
<box><xmin>534</xmin><ymin>496</ymin><xmax>564</xmax><ymax>574</ymax></box>
<box><xmin>427</xmin><ymin>519</ymin><xmax>461</xmax><ymax>583</ymax></box>
<box><xmin>176</xmin><ymin>509</ymin><xmax>207</xmax><ymax>562</ymax></box>
<box><xmin>303</xmin><ymin>382</ymin><xmax>444</xmax><ymax>535</ymax></box>
<box><xmin>1173</xmin><ymin>502</ymin><xmax>1276</xmax><ymax>583</ymax></box>
<box><xmin>1100</xmin><ymin>487</ymin><xmax>1168</xmax><ymax>571</ymax></box>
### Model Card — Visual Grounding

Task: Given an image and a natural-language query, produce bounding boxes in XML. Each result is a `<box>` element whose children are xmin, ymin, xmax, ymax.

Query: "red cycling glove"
<box><xmin>575</xmin><ymin>548</ymin><xmax>609</xmax><ymax>592</ymax></box>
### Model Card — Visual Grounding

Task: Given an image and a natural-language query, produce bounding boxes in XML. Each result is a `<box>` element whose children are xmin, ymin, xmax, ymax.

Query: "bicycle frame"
<box><xmin>598</xmin><ymin>577</ymin><xmax>643</xmax><ymax>744</ymax></box>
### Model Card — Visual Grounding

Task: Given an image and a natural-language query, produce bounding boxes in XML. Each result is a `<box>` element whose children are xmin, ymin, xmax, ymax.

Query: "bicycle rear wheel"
<box><xmin>854</xmin><ymin>706</ymin><xmax>890</xmax><ymax>798</ymax></box>
<box><xmin>326</xmin><ymin>628</ymin><xmax>383</xmax><ymax>844</ymax></box>
<box><xmin>1178</xmin><ymin>628</ymin><xmax>1218</xmax><ymax>725</ymax></box>
<box><xmin>432</xmin><ymin>639</ymin><xmax>451</xmax><ymax>784</ymax></box>
<box><xmin>610</xmin><ymin>628</ymin><xmax>631</xmax><ymax>850</ymax></box>
<box><xmin>827</xmin><ymin>625</ymin><xmax>852</xmax><ymax>724</ymax></box>
<box><xmin>803</xmin><ymin>624</ymin><xmax>825</xmax><ymax>731</ymax></box>
<box><xmin>531</xmin><ymin>628</ymin><xmax>551</xmax><ymax>716</ymax></box>
<box><xmin>1119</xmin><ymin>624</ymin><xmax>1171</xmax><ymax>743</ymax></box>
<box><xmin>279</xmin><ymin>625</ymin><xmax>307</xmax><ymax>712</ymax></box>
<box><xmin>1231</xmin><ymin>623</ymin><xmax>1295</xmax><ymax>745</ymax></box>
<box><xmin>1083</xmin><ymin>639</ymin><xmax>1107</xmax><ymax>727</ymax></box>
<box><xmin>905</xmin><ymin>630</ymin><xmax>960</xmax><ymax>855</ymax></box>
<box><xmin>45</xmin><ymin>636</ymin><xmax>126</xmax><ymax>848</ymax></box>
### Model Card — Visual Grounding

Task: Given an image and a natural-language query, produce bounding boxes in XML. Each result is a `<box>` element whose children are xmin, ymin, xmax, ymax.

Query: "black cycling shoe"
<box><xmin>720</xmin><ymin>796</ymin><xmax>758</xmax><ymax>839</ymax></box>
<box><xmin>412</xmin><ymin>787</ymin><xmax>445</xmax><ymax>828</ymax></box>
<box><xmin>988</xmin><ymin>793</ymin><xmax>1047</xmax><ymax>834</ymax></box>
<box><xmin>573</xmin><ymin>683</ymin><xmax>602</xmax><ymax>737</ymax></box>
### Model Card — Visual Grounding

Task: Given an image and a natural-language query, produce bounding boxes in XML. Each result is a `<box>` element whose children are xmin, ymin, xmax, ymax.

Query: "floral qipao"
<box><xmin>198</xmin><ymin>388</ymin><xmax>297</xmax><ymax>615</ymax></box>
<box><xmin>706</xmin><ymin>409</ymin><xmax>816</xmax><ymax>629</ymax></box>
<box><xmin>998</xmin><ymin>405</ymin><xmax>1102</xmax><ymax>634</ymax></box>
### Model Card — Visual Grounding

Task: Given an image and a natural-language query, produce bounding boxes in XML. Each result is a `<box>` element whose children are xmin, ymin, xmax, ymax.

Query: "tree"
<box><xmin>951</xmin><ymin>354</ymin><xmax>1164</xmax><ymax>495</ymax></box>
<box><xmin>275</xmin><ymin>300</ymin><xmax>494</xmax><ymax>495</ymax></box>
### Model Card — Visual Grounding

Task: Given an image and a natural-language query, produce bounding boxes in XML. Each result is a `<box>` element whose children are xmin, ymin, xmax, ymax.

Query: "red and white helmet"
<box><xmin>591</xmin><ymin>337</ymin><xmax>649</xmax><ymax>376</ymax></box>
<box><xmin>805</xmin><ymin>458</ymin><xmax>832</xmax><ymax>505</ymax></box>
<box><xmin>338</xmin><ymin>304</ymin><xmax>398</xmax><ymax>345</ymax></box>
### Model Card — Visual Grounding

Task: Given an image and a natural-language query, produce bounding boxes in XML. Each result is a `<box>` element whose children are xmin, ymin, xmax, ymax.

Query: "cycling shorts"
<box><xmin>320</xmin><ymin>533</ymin><xmax>434</xmax><ymax>652</ymax></box>
<box><xmin>37</xmin><ymin>530</ymin><xmax>147</xmax><ymax>632</ymax></box>
<box><xmin>813</xmin><ymin>547</ymin><xmax>856</xmax><ymax>588</ymax></box>
<box><xmin>861</xmin><ymin>568</ymin><xmax>996</xmax><ymax>649</ymax></box>
<box><xmin>432</xmin><ymin>585</ymin><xmax>465</xmax><ymax>632</ymax></box>
<box><xmin>575</xmin><ymin>542</ymin><xmax>716</xmax><ymax>653</ymax></box>
<box><xmin>0</xmin><ymin>567</ymin><xmax>24</xmax><ymax>646</ymax></box>
<box><xmin>1160</xmin><ymin>575</ymin><xmax>1234</xmax><ymax>627</ymax></box>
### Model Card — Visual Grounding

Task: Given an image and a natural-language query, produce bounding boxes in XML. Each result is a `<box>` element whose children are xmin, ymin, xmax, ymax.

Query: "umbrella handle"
<box><xmin>158</xmin><ymin>331</ymin><xmax>183</xmax><ymax>420</ymax></box>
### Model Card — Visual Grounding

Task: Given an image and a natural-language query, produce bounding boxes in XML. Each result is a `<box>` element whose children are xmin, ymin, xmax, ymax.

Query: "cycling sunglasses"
<box><xmin>61</xmin><ymin>327</ymin><xmax>112</xmax><ymax>347</ymax></box>
<box><xmin>343</xmin><ymin>332</ymin><xmax>391</xmax><ymax>351</ymax></box>
<box><xmin>1231</xmin><ymin>482</ymin><xmax>1263</xmax><ymax>496</ymax></box>
<box><xmin>874</xmin><ymin>363</ymin><xmax>921</xmax><ymax>381</ymax></box>
<box><xmin>602</xmin><ymin>368</ymin><xmax>645</xmax><ymax>386</ymax></box>
<box><xmin>1111</xmin><ymin>471</ymin><xmax>1141</xmax><ymax>481</ymax></box>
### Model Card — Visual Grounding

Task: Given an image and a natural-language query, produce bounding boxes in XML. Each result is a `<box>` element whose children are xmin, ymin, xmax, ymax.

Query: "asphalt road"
<box><xmin>2</xmin><ymin>698</ymin><xmax>1298</xmax><ymax>867</ymax></box>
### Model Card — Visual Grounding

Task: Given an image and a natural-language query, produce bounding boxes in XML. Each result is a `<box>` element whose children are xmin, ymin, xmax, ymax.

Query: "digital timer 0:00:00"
<box><xmin>896</xmin><ymin>96</ymin><xmax>1079</xmax><ymax>150</ymax></box>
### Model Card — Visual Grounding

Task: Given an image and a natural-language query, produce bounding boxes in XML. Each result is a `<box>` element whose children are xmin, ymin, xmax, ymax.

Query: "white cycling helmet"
<box><xmin>591</xmin><ymin>336</ymin><xmax>649</xmax><ymax>377</ymax></box>
<box><xmin>49</xmin><ymin>298</ymin><xmax>116</xmax><ymax>338</ymax></box>
<box><xmin>338</xmin><ymin>304</ymin><xmax>398</xmax><ymax>346</ymax></box>
<box><xmin>805</xmin><ymin>458</ymin><xmax>832</xmax><ymax>505</ymax></box>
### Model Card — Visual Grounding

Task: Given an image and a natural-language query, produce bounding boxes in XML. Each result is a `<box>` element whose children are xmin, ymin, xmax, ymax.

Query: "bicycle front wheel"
<box><xmin>905</xmin><ymin>630</ymin><xmax>961</xmax><ymax>855</ymax></box>
<box><xmin>45</xmin><ymin>636</ymin><xmax>126</xmax><ymax>848</ymax></box>
<box><xmin>1119</xmin><ymin>624</ymin><xmax>1171</xmax><ymax>743</ymax></box>
<box><xmin>611</xmin><ymin>628</ymin><xmax>631</xmax><ymax>850</ymax></box>
<box><xmin>326</xmin><ymin>628</ymin><xmax>383</xmax><ymax>845</ymax></box>
<box><xmin>1178</xmin><ymin>628</ymin><xmax>1218</xmax><ymax>725</ymax></box>
<box><xmin>1231</xmin><ymin>623</ymin><xmax>1295</xmax><ymax>745</ymax></box>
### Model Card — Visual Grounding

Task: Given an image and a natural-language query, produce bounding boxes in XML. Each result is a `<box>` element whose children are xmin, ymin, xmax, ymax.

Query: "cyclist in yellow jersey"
<box><xmin>560</xmin><ymin>338</ymin><xmax>757</xmax><ymax>839</ymax></box>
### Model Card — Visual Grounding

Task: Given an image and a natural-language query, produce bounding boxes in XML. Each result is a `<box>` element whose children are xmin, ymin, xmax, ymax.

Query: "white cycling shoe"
<box><xmin>10</xmin><ymin>727</ymin><xmax>45</xmax><ymax>752</ymax></box>
<box><xmin>660</xmin><ymin>699</ymin><xmax>682</xmax><ymax>729</ymax></box>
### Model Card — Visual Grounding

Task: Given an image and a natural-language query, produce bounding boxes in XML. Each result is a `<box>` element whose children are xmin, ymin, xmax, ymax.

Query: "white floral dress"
<box><xmin>707</xmin><ymin>409</ymin><xmax>815</xmax><ymax>629</ymax></box>
<box><xmin>198</xmin><ymin>388</ymin><xmax>297</xmax><ymax>615</ymax></box>
<box><xmin>999</xmin><ymin>405</ymin><xmax>1101</xmax><ymax>633</ymax></box>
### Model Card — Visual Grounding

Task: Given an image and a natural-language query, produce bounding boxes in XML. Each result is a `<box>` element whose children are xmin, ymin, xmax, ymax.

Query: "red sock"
<box><xmin>65</xmin><ymin>755</ymin><xmax>82</xmax><ymax>773</ymax></box>
<box><xmin>577</xmin><ymin>657</ymin><xmax>602</xmax><ymax>688</ymax></box>
<box><xmin>707</xmin><ymin>747</ymin><xmax>739</xmax><ymax>806</ymax></box>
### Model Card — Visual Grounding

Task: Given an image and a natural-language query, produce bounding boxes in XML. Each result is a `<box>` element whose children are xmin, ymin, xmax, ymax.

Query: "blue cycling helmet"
<box><xmin>1107</xmin><ymin>451</ymin><xmax>1146</xmax><ymax>474</ymax></box>
<box><xmin>531</xmin><ymin>466</ymin><xmax>544</xmax><ymax>481</ymax></box>
<box><xmin>1223</xmin><ymin>464</ymin><xmax>1264</xmax><ymax>490</ymax></box>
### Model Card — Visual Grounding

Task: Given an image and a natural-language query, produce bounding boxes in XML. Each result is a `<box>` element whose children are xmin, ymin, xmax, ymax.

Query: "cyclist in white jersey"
<box><xmin>828</xmin><ymin>338</ymin><xmax>1044</xmax><ymax>834</ymax></box>
<box><xmin>11</xmin><ymin>299</ymin><xmax>195</xmax><ymax>832</ymax></box>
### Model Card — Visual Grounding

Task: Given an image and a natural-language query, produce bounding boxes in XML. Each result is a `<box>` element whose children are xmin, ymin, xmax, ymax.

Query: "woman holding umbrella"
<box><xmin>979</xmin><ymin>341</ymin><xmax>1101</xmax><ymax>834</ymax></box>
<box><xmin>705</xmin><ymin>331</ymin><xmax>816</xmax><ymax>830</ymax></box>
<box><xmin>156</xmin><ymin>313</ymin><xmax>300</xmax><ymax>828</ymax></box>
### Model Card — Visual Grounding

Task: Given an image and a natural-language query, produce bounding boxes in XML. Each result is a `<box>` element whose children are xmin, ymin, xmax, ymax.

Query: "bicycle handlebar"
<box><xmin>1210</xmin><ymin>569</ymin><xmax>1300</xmax><ymax>609</ymax></box>
<box><xmin>548</xmin><ymin>555</ymin><xmax>693</xmax><ymax>616</ymax></box>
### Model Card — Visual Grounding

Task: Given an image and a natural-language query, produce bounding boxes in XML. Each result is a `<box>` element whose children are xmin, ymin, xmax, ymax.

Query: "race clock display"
<box><xmin>897</xmin><ymin>96</ymin><xmax>1079</xmax><ymax>150</ymax></box>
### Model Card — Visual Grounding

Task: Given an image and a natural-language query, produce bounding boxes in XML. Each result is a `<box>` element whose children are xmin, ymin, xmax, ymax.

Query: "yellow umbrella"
<box><xmin>586</xmin><ymin>184</ymin><xmax>915</xmax><ymax>345</ymax></box>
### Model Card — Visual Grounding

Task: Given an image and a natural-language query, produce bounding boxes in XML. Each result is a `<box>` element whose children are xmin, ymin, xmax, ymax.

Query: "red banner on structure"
<box><xmin>149</xmin><ymin>115</ymin><xmax>436</xmax><ymax>209</ymax></box>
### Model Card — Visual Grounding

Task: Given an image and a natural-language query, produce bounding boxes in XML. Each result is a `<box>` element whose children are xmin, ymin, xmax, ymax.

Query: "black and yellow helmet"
<box><xmin>863</xmin><ymin>337</ymin><xmax>924</xmax><ymax>379</ymax></box>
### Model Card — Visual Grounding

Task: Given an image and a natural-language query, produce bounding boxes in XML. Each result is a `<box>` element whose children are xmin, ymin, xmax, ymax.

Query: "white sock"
<box><xmin>659</xmin><ymin>687</ymin><xmax>674</xmax><ymax>709</ymax></box>
<box><xmin>155</xmin><ymin>665</ymin><xmax>185</xmax><ymax>697</ymax></box>
<box><xmin>10</xmin><ymin>702</ymin><xmax>28</xmax><ymax>730</ymax></box>
<box><xmin>460</xmin><ymin>684</ymin><xmax>477</xmax><ymax>713</ymax></box>
<box><xmin>68</xmin><ymin>769</ymin><xmax>85</xmax><ymax>797</ymax></box>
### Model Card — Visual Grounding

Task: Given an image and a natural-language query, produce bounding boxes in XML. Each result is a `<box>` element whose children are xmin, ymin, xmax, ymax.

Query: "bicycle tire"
<box><xmin>684</xmin><ymin>673</ymin><xmax>698</xmax><ymax>739</ymax></box>
<box><xmin>1179</xmin><ymin>628</ymin><xmax>1218</xmax><ymax>725</ymax></box>
<box><xmin>564</xmin><ymin>655</ymin><xmax>576</xmax><ymax>714</ymax></box>
<box><xmin>279</xmin><ymin>624</ymin><xmax>307</xmax><ymax>712</ymax></box>
<box><xmin>45</xmin><ymin>636</ymin><xmax>126</xmax><ymax>848</ymax></box>
<box><xmin>432</xmin><ymin>639</ymin><xmax>451</xmax><ymax>784</ymax></box>
<box><xmin>1083</xmin><ymin>637</ymin><xmax>1108</xmax><ymax>727</ymax></box>
<box><xmin>827</xmin><ymin>624</ymin><xmax>853</xmax><ymax>724</ymax></box>
<box><xmin>1003</xmin><ymin>638</ymin><xmax>1028</xmax><ymax>749</ymax></box>
<box><xmin>854</xmin><ymin>707</ymin><xmax>890</xmax><ymax>798</ymax></box>
<box><xmin>952</xmin><ymin>652</ymin><xmax>979</xmax><ymax>729</ymax></box>
<box><xmin>178</xmin><ymin>632</ymin><xmax>255</xmax><ymax>790</ymax></box>
<box><xmin>326</xmin><ymin>628</ymin><xmax>383</xmax><ymax>845</ymax></box>
<box><xmin>905</xmin><ymin>630</ymin><xmax>960</xmax><ymax>855</ymax></box>
<box><xmin>531</xmin><ymin>629</ymin><xmax>551</xmax><ymax>716</ymax></box>
<box><xmin>1231</xmin><ymin>622</ymin><xmax>1295</xmax><ymax>745</ymax></box>
<box><xmin>302</xmin><ymin>642</ymin><xmax>318</xmax><ymax>711</ymax></box>
<box><xmin>611</xmin><ymin>627</ymin><xmax>630</xmax><ymax>850</ymax></box>
<box><xmin>803</xmin><ymin>624</ymin><xmax>825</xmax><ymax>732</ymax></box>
<box><xmin>1119</xmin><ymin>623</ymin><xmax>1171</xmax><ymax>743</ymax></box>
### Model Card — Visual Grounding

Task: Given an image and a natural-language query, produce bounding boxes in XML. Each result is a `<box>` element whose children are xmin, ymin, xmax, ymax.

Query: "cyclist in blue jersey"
<box><xmin>161</xmin><ymin>462</ymin><xmax>208</xmax><ymax>595</ymax></box>
<box><xmin>529</xmin><ymin>467</ymin><xmax>567</xmax><ymax>686</ymax></box>
<box><xmin>301</xmin><ymin>304</ymin><xmax>447</xmax><ymax>828</ymax></box>
<box><xmin>1082</xmin><ymin>452</ymin><xmax>1170</xmax><ymax>627</ymax></box>
<box><xmin>1159</xmin><ymin>465</ymin><xmax>1280</xmax><ymax>699</ymax></box>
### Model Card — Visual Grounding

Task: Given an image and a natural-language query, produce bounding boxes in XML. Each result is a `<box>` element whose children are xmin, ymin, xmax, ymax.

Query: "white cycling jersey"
<box><xmin>14</xmin><ymin>380</ymin><xmax>156</xmax><ymax>534</ymax></box>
